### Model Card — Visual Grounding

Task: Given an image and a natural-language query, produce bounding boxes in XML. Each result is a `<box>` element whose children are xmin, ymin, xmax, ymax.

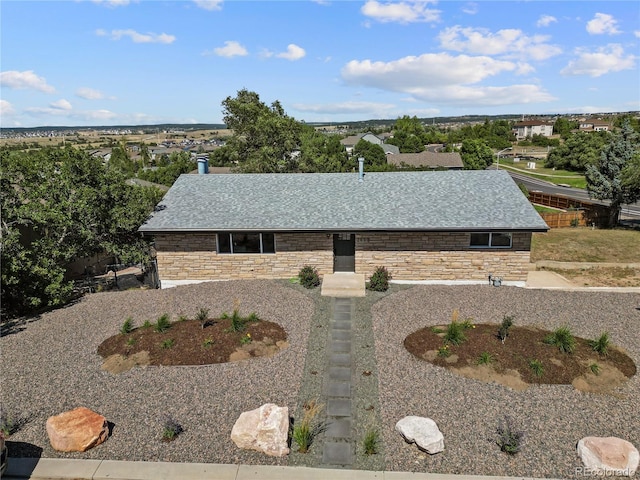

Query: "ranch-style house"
<box><xmin>138</xmin><ymin>169</ymin><xmax>548</xmax><ymax>288</ymax></box>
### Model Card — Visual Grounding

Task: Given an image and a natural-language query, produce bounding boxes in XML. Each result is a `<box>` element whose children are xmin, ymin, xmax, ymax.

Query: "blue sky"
<box><xmin>1</xmin><ymin>0</ymin><xmax>639</xmax><ymax>128</ymax></box>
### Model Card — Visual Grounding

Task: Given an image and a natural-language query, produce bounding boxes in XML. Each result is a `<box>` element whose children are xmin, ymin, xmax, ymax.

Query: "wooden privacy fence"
<box><xmin>528</xmin><ymin>191</ymin><xmax>611</xmax><ymax>228</ymax></box>
<box><xmin>539</xmin><ymin>211</ymin><xmax>585</xmax><ymax>228</ymax></box>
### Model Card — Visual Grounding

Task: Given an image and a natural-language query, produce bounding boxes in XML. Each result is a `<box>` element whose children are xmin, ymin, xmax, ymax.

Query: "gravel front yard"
<box><xmin>1</xmin><ymin>281</ymin><xmax>639</xmax><ymax>478</ymax></box>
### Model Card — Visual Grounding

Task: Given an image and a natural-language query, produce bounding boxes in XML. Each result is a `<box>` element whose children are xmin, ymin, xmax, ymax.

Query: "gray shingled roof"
<box><xmin>138</xmin><ymin>170</ymin><xmax>548</xmax><ymax>233</ymax></box>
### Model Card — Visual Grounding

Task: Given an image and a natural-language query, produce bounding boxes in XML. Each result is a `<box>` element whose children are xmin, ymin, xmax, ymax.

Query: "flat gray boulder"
<box><xmin>395</xmin><ymin>416</ymin><xmax>444</xmax><ymax>454</ymax></box>
<box><xmin>577</xmin><ymin>436</ymin><xmax>638</xmax><ymax>477</ymax></box>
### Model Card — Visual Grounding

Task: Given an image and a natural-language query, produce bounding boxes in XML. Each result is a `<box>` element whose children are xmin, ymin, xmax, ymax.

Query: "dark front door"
<box><xmin>333</xmin><ymin>233</ymin><xmax>355</xmax><ymax>272</ymax></box>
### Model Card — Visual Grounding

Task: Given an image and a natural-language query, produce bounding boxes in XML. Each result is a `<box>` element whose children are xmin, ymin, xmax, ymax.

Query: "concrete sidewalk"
<box><xmin>525</xmin><ymin>270</ymin><xmax>640</xmax><ymax>293</ymax></box>
<box><xmin>5</xmin><ymin>457</ymin><xmax>562</xmax><ymax>480</ymax></box>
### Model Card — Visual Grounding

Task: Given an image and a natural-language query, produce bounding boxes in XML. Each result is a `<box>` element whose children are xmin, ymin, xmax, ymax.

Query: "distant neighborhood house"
<box><xmin>512</xmin><ymin>120</ymin><xmax>554</xmax><ymax>140</ymax></box>
<box><xmin>578</xmin><ymin>119</ymin><xmax>612</xmax><ymax>132</ymax></box>
<box><xmin>139</xmin><ymin>170</ymin><xmax>548</xmax><ymax>288</ymax></box>
<box><xmin>340</xmin><ymin>133</ymin><xmax>400</xmax><ymax>155</ymax></box>
<box><xmin>387</xmin><ymin>151</ymin><xmax>463</xmax><ymax>170</ymax></box>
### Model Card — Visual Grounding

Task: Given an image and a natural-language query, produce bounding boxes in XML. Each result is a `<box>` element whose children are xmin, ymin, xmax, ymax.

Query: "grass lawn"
<box><xmin>531</xmin><ymin>227</ymin><xmax>640</xmax><ymax>263</ymax></box>
<box><xmin>498</xmin><ymin>160</ymin><xmax>587</xmax><ymax>189</ymax></box>
<box><xmin>533</xmin><ymin>204</ymin><xmax>563</xmax><ymax>213</ymax></box>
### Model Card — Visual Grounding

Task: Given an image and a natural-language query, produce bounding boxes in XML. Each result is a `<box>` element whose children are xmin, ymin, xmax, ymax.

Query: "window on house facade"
<box><xmin>469</xmin><ymin>232</ymin><xmax>512</xmax><ymax>248</ymax></box>
<box><xmin>217</xmin><ymin>233</ymin><xmax>276</xmax><ymax>254</ymax></box>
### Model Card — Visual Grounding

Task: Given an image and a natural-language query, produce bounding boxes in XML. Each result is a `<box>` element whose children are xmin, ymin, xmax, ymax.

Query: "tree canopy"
<box><xmin>586</xmin><ymin>121</ymin><xmax>640</xmax><ymax>227</ymax></box>
<box><xmin>1</xmin><ymin>146</ymin><xmax>163</xmax><ymax>316</ymax></box>
<box><xmin>545</xmin><ymin>131</ymin><xmax>609</xmax><ymax>172</ymax></box>
<box><xmin>460</xmin><ymin>139</ymin><xmax>494</xmax><ymax>170</ymax></box>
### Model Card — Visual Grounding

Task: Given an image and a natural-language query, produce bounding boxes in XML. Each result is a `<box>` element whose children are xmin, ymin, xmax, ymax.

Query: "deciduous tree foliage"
<box><xmin>352</xmin><ymin>139</ymin><xmax>387</xmax><ymax>167</ymax></box>
<box><xmin>544</xmin><ymin>131</ymin><xmax>609</xmax><ymax>172</ymax></box>
<box><xmin>586</xmin><ymin>121</ymin><xmax>640</xmax><ymax>227</ymax></box>
<box><xmin>1</xmin><ymin>147</ymin><xmax>163</xmax><ymax>316</ymax></box>
<box><xmin>460</xmin><ymin>139</ymin><xmax>494</xmax><ymax>170</ymax></box>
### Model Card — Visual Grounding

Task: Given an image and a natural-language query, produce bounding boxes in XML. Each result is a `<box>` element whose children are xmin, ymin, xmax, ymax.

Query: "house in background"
<box><xmin>388</xmin><ymin>151</ymin><xmax>464</xmax><ymax>170</ymax></box>
<box><xmin>340</xmin><ymin>132</ymin><xmax>399</xmax><ymax>156</ymax></box>
<box><xmin>512</xmin><ymin>120</ymin><xmax>554</xmax><ymax>140</ymax></box>
<box><xmin>139</xmin><ymin>170</ymin><xmax>548</xmax><ymax>288</ymax></box>
<box><xmin>578</xmin><ymin>119</ymin><xmax>613</xmax><ymax>132</ymax></box>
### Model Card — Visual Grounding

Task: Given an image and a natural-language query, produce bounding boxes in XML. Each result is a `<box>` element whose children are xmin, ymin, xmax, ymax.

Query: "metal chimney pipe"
<box><xmin>358</xmin><ymin>157</ymin><xmax>364</xmax><ymax>182</ymax></box>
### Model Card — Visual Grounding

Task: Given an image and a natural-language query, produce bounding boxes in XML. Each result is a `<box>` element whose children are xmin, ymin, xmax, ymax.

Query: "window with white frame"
<box><xmin>469</xmin><ymin>232</ymin><xmax>512</xmax><ymax>248</ymax></box>
<box><xmin>217</xmin><ymin>233</ymin><xmax>275</xmax><ymax>254</ymax></box>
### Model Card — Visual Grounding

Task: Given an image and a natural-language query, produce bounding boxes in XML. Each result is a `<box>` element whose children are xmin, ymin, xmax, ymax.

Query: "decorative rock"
<box><xmin>231</xmin><ymin>403</ymin><xmax>290</xmax><ymax>457</ymax></box>
<box><xmin>46</xmin><ymin>407</ymin><xmax>109</xmax><ymax>452</ymax></box>
<box><xmin>395</xmin><ymin>416</ymin><xmax>444</xmax><ymax>454</ymax></box>
<box><xmin>577</xmin><ymin>436</ymin><xmax>639</xmax><ymax>477</ymax></box>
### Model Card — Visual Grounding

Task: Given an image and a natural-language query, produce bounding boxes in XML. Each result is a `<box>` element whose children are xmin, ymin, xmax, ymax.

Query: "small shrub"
<box><xmin>477</xmin><ymin>352</ymin><xmax>494</xmax><ymax>365</ymax></box>
<box><xmin>196</xmin><ymin>307</ymin><xmax>210</xmax><ymax>329</ymax></box>
<box><xmin>460</xmin><ymin>318</ymin><xmax>475</xmax><ymax>330</ymax></box>
<box><xmin>240</xmin><ymin>333</ymin><xmax>252</xmax><ymax>345</ymax></box>
<box><xmin>529</xmin><ymin>359</ymin><xmax>544</xmax><ymax>377</ymax></box>
<box><xmin>162</xmin><ymin>416</ymin><xmax>183</xmax><ymax>441</ymax></box>
<box><xmin>363</xmin><ymin>429</ymin><xmax>380</xmax><ymax>455</ymax></box>
<box><xmin>368</xmin><ymin>266</ymin><xmax>391</xmax><ymax>292</ymax></box>
<box><xmin>177</xmin><ymin>314</ymin><xmax>188</xmax><ymax>322</ymax></box>
<box><xmin>298</xmin><ymin>265</ymin><xmax>320</xmax><ymax>289</ymax></box>
<box><xmin>437</xmin><ymin>344</ymin><xmax>451</xmax><ymax>357</ymax></box>
<box><xmin>544</xmin><ymin>326</ymin><xmax>575</xmax><ymax>353</ymax></box>
<box><xmin>120</xmin><ymin>317</ymin><xmax>134</xmax><ymax>335</ymax></box>
<box><xmin>430</xmin><ymin>326</ymin><xmax>445</xmax><ymax>334</ymax></box>
<box><xmin>0</xmin><ymin>406</ymin><xmax>29</xmax><ymax>437</ymax></box>
<box><xmin>160</xmin><ymin>338</ymin><xmax>175</xmax><ymax>349</ymax></box>
<box><xmin>590</xmin><ymin>362</ymin><xmax>601</xmax><ymax>375</ymax></box>
<box><xmin>498</xmin><ymin>315</ymin><xmax>514</xmax><ymax>344</ymax></box>
<box><xmin>292</xmin><ymin>400</ymin><xmax>325</xmax><ymax>453</ymax></box>
<box><xmin>142</xmin><ymin>319</ymin><xmax>152</xmax><ymax>328</ymax></box>
<box><xmin>444</xmin><ymin>321</ymin><xmax>466</xmax><ymax>346</ymax></box>
<box><xmin>589</xmin><ymin>332</ymin><xmax>610</xmax><ymax>356</ymax></box>
<box><xmin>154</xmin><ymin>314</ymin><xmax>171</xmax><ymax>333</ymax></box>
<box><xmin>202</xmin><ymin>337</ymin><xmax>214</xmax><ymax>348</ymax></box>
<box><xmin>125</xmin><ymin>337</ymin><xmax>136</xmax><ymax>347</ymax></box>
<box><xmin>495</xmin><ymin>416</ymin><xmax>525</xmax><ymax>455</ymax></box>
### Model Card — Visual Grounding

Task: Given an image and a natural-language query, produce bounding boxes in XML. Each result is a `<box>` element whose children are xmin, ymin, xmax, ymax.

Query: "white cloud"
<box><xmin>361</xmin><ymin>0</ymin><xmax>440</xmax><ymax>24</ymax></box>
<box><xmin>438</xmin><ymin>26</ymin><xmax>562</xmax><ymax>61</ymax></box>
<box><xmin>586</xmin><ymin>13</ymin><xmax>621</xmax><ymax>35</ymax></box>
<box><xmin>208</xmin><ymin>40</ymin><xmax>248</xmax><ymax>57</ymax></box>
<box><xmin>536</xmin><ymin>15</ymin><xmax>557</xmax><ymax>27</ymax></box>
<box><xmin>0</xmin><ymin>100</ymin><xmax>16</xmax><ymax>116</ymax></box>
<box><xmin>0</xmin><ymin>70</ymin><xmax>55</xmax><ymax>93</ymax></box>
<box><xmin>341</xmin><ymin>53</ymin><xmax>555</xmax><ymax>106</ymax></box>
<box><xmin>292</xmin><ymin>101</ymin><xmax>396</xmax><ymax>114</ymax></box>
<box><xmin>462</xmin><ymin>2</ymin><xmax>478</xmax><ymax>15</ymax></box>
<box><xmin>193</xmin><ymin>0</ymin><xmax>223</xmax><ymax>11</ymax></box>
<box><xmin>276</xmin><ymin>44</ymin><xmax>306</xmax><ymax>61</ymax></box>
<box><xmin>561</xmin><ymin>44</ymin><xmax>635</xmax><ymax>77</ymax></box>
<box><xmin>50</xmin><ymin>99</ymin><xmax>72</xmax><ymax>110</ymax></box>
<box><xmin>76</xmin><ymin>87</ymin><xmax>105</xmax><ymax>100</ymax></box>
<box><xmin>97</xmin><ymin>29</ymin><xmax>176</xmax><ymax>44</ymax></box>
<box><xmin>92</xmin><ymin>0</ymin><xmax>131</xmax><ymax>7</ymax></box>
<box><xmin>634</xmin><ymin>30</ymin><xmax>640</xmax><ymax>38</ymax></box>
<box><xmin>25</xmin><ymin>105</ymin><xmax>118</xmax><ymax>121</ymax></box>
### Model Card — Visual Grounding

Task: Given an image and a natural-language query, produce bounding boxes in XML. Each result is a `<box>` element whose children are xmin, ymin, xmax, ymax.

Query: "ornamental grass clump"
<box><xmin>589</xmin><ymin>332</ymin><xmax>610</xmax><ymax>356</ymax></box>
<box><xmin>368</xmin><ymin>266</ymin><xmax>391</xmax><ymax>292</ymax></box>
<box><xmin>154</xmin><ymin>313</ymin><xmax>171</xmax><ymax>333</ymax></box>
<box><xmin>161</xmin><ymin>416</ymin><xmax>183</xmax><ymax>442</ymax></box>
<box><xmin>120</xmin><ymin>317</ymin><xmax>134</xmax><ymax>335</ymax></box>
<box><xmin>443</xmin><ymin>309</ymin><xmax>469</xmax><ymax>346</ymax></box>
<box><xmin>292</xmin><ymin>400</ymin><xmax>325</xmax><ymax>453</ymax></box>
<box><xmin>363</xmin><ymin>429</ymin><xmax>380</xmax><ymax>455</ymax></box>
<box><xmin>544</xmin><ymin>326</ymin><xmax>576</xmax><ymax>353</ymax></box>
<box><xmin>495</xmin><ymin>416</ymin><xmax>525</xmax><ymax>455</ymax></box>
<box><xmin>298</xmin><ymin>266</ymin><xmax>320</xmax><ymax>289</ymax></box>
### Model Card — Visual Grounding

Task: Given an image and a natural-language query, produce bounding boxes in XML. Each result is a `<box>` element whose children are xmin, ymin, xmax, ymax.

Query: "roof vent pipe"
<box><xmin>358</xmin><ymin>157</ymin><xmax>364</xmax><ymax>182</ymax></box>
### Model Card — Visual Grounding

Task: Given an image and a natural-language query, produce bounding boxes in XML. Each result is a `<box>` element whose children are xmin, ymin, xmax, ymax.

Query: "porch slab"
<box><xmin>321</xmin><ymin>273</ymin><xmax>366</xmax><ymax>297</ymax></box>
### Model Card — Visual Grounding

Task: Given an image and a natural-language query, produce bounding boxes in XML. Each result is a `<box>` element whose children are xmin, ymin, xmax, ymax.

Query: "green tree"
<box><xmin>586</xmin><ymin>121</ymin><xmax>640</xmax><ymax>227</ymax></box>
<box><xmin>545</xmin><ymin>131</ymin><xmax>609</xmax><ymax>172</ymax></box>
<box><xmin>298</xmin><ymin>129</ymin><xmax>350</xmax><ymax>172</ymax></box>
<box><xmin>352</xmin><ymin>139</ymin><xmax>387</xmax><ymax>167</ymax></box>
<box><xmin>460</xmin><ymin>139</ymin><xmax>494</xmax><ymax>170</ymax></box>
<box><xmin>553</xmin><ymin>117</ymin><xmax>579</xmax><ymax>138</ymax></box>
<box><xmin>221</xmin><ymin>89</ymin><xmax>303</xmax><ymax>172</ymax></box>
<box><xmin>0</xmin><ymin>146</ymin><xmax>163</xmax><ymax>316</ymax></box>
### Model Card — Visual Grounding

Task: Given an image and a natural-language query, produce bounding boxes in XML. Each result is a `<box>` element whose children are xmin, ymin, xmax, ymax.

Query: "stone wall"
<box><xmin>154</xmin><ymin>231</ymin><xmax>532</xmax><ymax>282</ymax></box>
<box><xmin>355</xmin><ymin>232</ymin><xmax>531</xmax><ymax>281</ymax></box>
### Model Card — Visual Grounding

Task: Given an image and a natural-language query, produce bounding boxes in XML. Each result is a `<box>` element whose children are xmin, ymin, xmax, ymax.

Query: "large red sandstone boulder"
<box><xmin>577</xmin><ymin>436</ymin><xmax>639</xmax><ymax>477</ymax></box>
<box><xmin>230</xmin><ymin>403</ymin><xmax>289</xmax><ymax>457</ymax></box>
<box><xmin>46</xmin><ymin>407</ymin><xmax>109</xmax><ymax>452</ymax></box>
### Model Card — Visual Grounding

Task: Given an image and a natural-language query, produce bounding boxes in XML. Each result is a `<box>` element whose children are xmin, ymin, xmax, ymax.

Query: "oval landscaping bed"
<box><xmin>404</xmin><ymin>322</ymin><xmax>636</xmax><ymax>393</ymax></box>
<box><xmin>98</xmin><ymin>316</ymin><xmax>288</xmax><ymax>374</ymax></box>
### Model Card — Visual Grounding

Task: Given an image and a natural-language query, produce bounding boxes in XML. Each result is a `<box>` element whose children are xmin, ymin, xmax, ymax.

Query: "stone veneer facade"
<box><xmin>154</xmin><ymin>231</ymin><xmax>532</xmax><ymax>283</ymax></box>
